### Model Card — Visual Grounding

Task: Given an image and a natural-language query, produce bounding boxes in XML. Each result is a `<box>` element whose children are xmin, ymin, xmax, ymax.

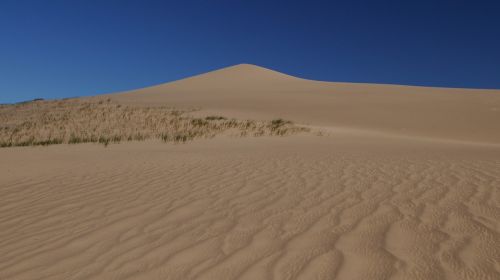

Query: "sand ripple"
<box><xmin>0</xmin><ymin>138</ymin><xmax>499</xmax><ymax>280</ymax></box>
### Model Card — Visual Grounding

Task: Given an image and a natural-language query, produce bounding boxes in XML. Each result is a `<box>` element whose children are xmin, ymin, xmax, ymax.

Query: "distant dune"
<box><xmin>111</xmin><ymin>64</ymin><xmax>500</xmax><ymax>143</ymax></box>
<box><xmin>1</xmin><ymin>64</ymin><xmax>500</xmax><ymax>280</ymax></box>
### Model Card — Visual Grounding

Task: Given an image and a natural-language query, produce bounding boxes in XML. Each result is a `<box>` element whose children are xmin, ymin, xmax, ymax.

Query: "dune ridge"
<box><xmin>110</xmin><ymin>64</ymin><xmax>500</xmax><ymax>143</ymax></box>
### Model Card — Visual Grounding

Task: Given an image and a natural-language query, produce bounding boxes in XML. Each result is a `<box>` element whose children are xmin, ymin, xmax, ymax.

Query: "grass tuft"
<box><xmin>205</xmin><ymin>115</ymin><xmax>227</xmax><ymax>121</ymax></box>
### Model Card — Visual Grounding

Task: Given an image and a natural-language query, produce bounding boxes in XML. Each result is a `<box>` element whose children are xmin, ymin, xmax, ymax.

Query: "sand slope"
<box><xmin>111</xmin><ymin>64</ymin><xmax>500</xmax><ymax>143</ymax></box>
<box><xmin>1</xmin><ymin>65</ymin><xmax>500</xmax><ymax>280</ymax></box>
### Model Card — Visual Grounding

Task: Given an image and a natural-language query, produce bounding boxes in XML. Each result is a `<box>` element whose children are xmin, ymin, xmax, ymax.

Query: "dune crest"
<box><xmin>110</xmin><ymin>64</ymin><xmax>500</xmax><ymax>143</ymax></box>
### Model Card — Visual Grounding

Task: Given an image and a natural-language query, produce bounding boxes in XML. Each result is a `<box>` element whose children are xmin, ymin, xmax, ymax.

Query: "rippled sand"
<box><xmin>1</xmin><ymin>134</ymin><xmax>499</xmax><ymax>280</ymax></box>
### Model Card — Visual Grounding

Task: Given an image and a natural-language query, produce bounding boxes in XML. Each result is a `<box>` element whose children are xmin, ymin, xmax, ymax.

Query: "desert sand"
<box><xmin>1</xmin><ymin>64</ymin><xmax>500</xmax><ymax>280</ymax></box>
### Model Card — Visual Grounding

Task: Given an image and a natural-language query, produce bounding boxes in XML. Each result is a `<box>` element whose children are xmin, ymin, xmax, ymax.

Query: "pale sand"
<box><xmin>110</xmin><ymin>64</ymin><xmax>500</xmax><ymax>143</ymax></box>
<box><xmin>1</xmin><ymin>65</ymin><xmax>500</xmax><ymax>279</ymax></box>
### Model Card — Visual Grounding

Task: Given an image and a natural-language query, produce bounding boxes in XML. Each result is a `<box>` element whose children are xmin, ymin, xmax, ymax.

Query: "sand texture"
<box><xmin>1</xmin><ymin>65</ymin><xmax>500</xmax><ymax>280</ymax></box>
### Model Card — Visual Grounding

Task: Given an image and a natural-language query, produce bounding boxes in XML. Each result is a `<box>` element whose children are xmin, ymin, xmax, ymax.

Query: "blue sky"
<box><xmin>1</xmin><ymin>0</ymin><xmax>499</xmax><ymax>103</ymax></box>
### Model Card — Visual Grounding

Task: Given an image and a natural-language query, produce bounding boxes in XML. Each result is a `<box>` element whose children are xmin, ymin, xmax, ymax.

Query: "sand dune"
<box><xmin>1</xmin><ymin>65</ymin><xmax>500</xmax><ymax>279</ymax></box>
<box><xmin>111</xmin><ymin>64</ymin><xmax>500</xmax><ymax>143</ymax></box>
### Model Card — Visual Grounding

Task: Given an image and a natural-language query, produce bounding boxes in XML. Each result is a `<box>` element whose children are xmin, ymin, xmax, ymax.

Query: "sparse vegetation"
<box><xmin>268</xmin><ymin>118</ymin><xmax>293</xmax><ymax>136</ymax></box>
<box><xmin>205</xmin><ymin>115</ymin><xmax>227</xmax><ymax>120</ymax></box>
<box><xmin>0</xmin><ymin>99</ymin><xmax>309</xmax><ymax>147</ymax></box>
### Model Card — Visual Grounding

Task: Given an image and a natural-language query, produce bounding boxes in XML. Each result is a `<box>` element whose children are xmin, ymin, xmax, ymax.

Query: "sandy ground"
<box><xmin>1</xmin><ymin>65</ymin><xmax>500</xmax><ymax>279</ymax></box>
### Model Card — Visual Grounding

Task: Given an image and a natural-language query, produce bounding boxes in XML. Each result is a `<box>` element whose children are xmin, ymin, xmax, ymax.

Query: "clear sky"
<box><xmin>1</xmin><ymin>0</ymin><xmax>499</xmax><ymax>103</ymax></box>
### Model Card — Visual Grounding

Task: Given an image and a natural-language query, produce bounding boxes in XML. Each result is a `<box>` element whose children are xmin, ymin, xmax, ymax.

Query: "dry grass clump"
<box><xmin>0</xmin><ymin>99</ymin><xmax>308</xmax><ymax>147</ymax></box>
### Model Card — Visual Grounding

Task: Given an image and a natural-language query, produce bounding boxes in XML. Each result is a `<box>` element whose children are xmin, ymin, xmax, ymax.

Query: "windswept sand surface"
<box><xmin>1</xmin><ymin>135</ymin><xmax>499</xmax><ymax>280</ymax></box>
<box><xmin>1</xmin><ymin>65</ymin><xmax>500</xmax><ymax>279</ymax></box>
